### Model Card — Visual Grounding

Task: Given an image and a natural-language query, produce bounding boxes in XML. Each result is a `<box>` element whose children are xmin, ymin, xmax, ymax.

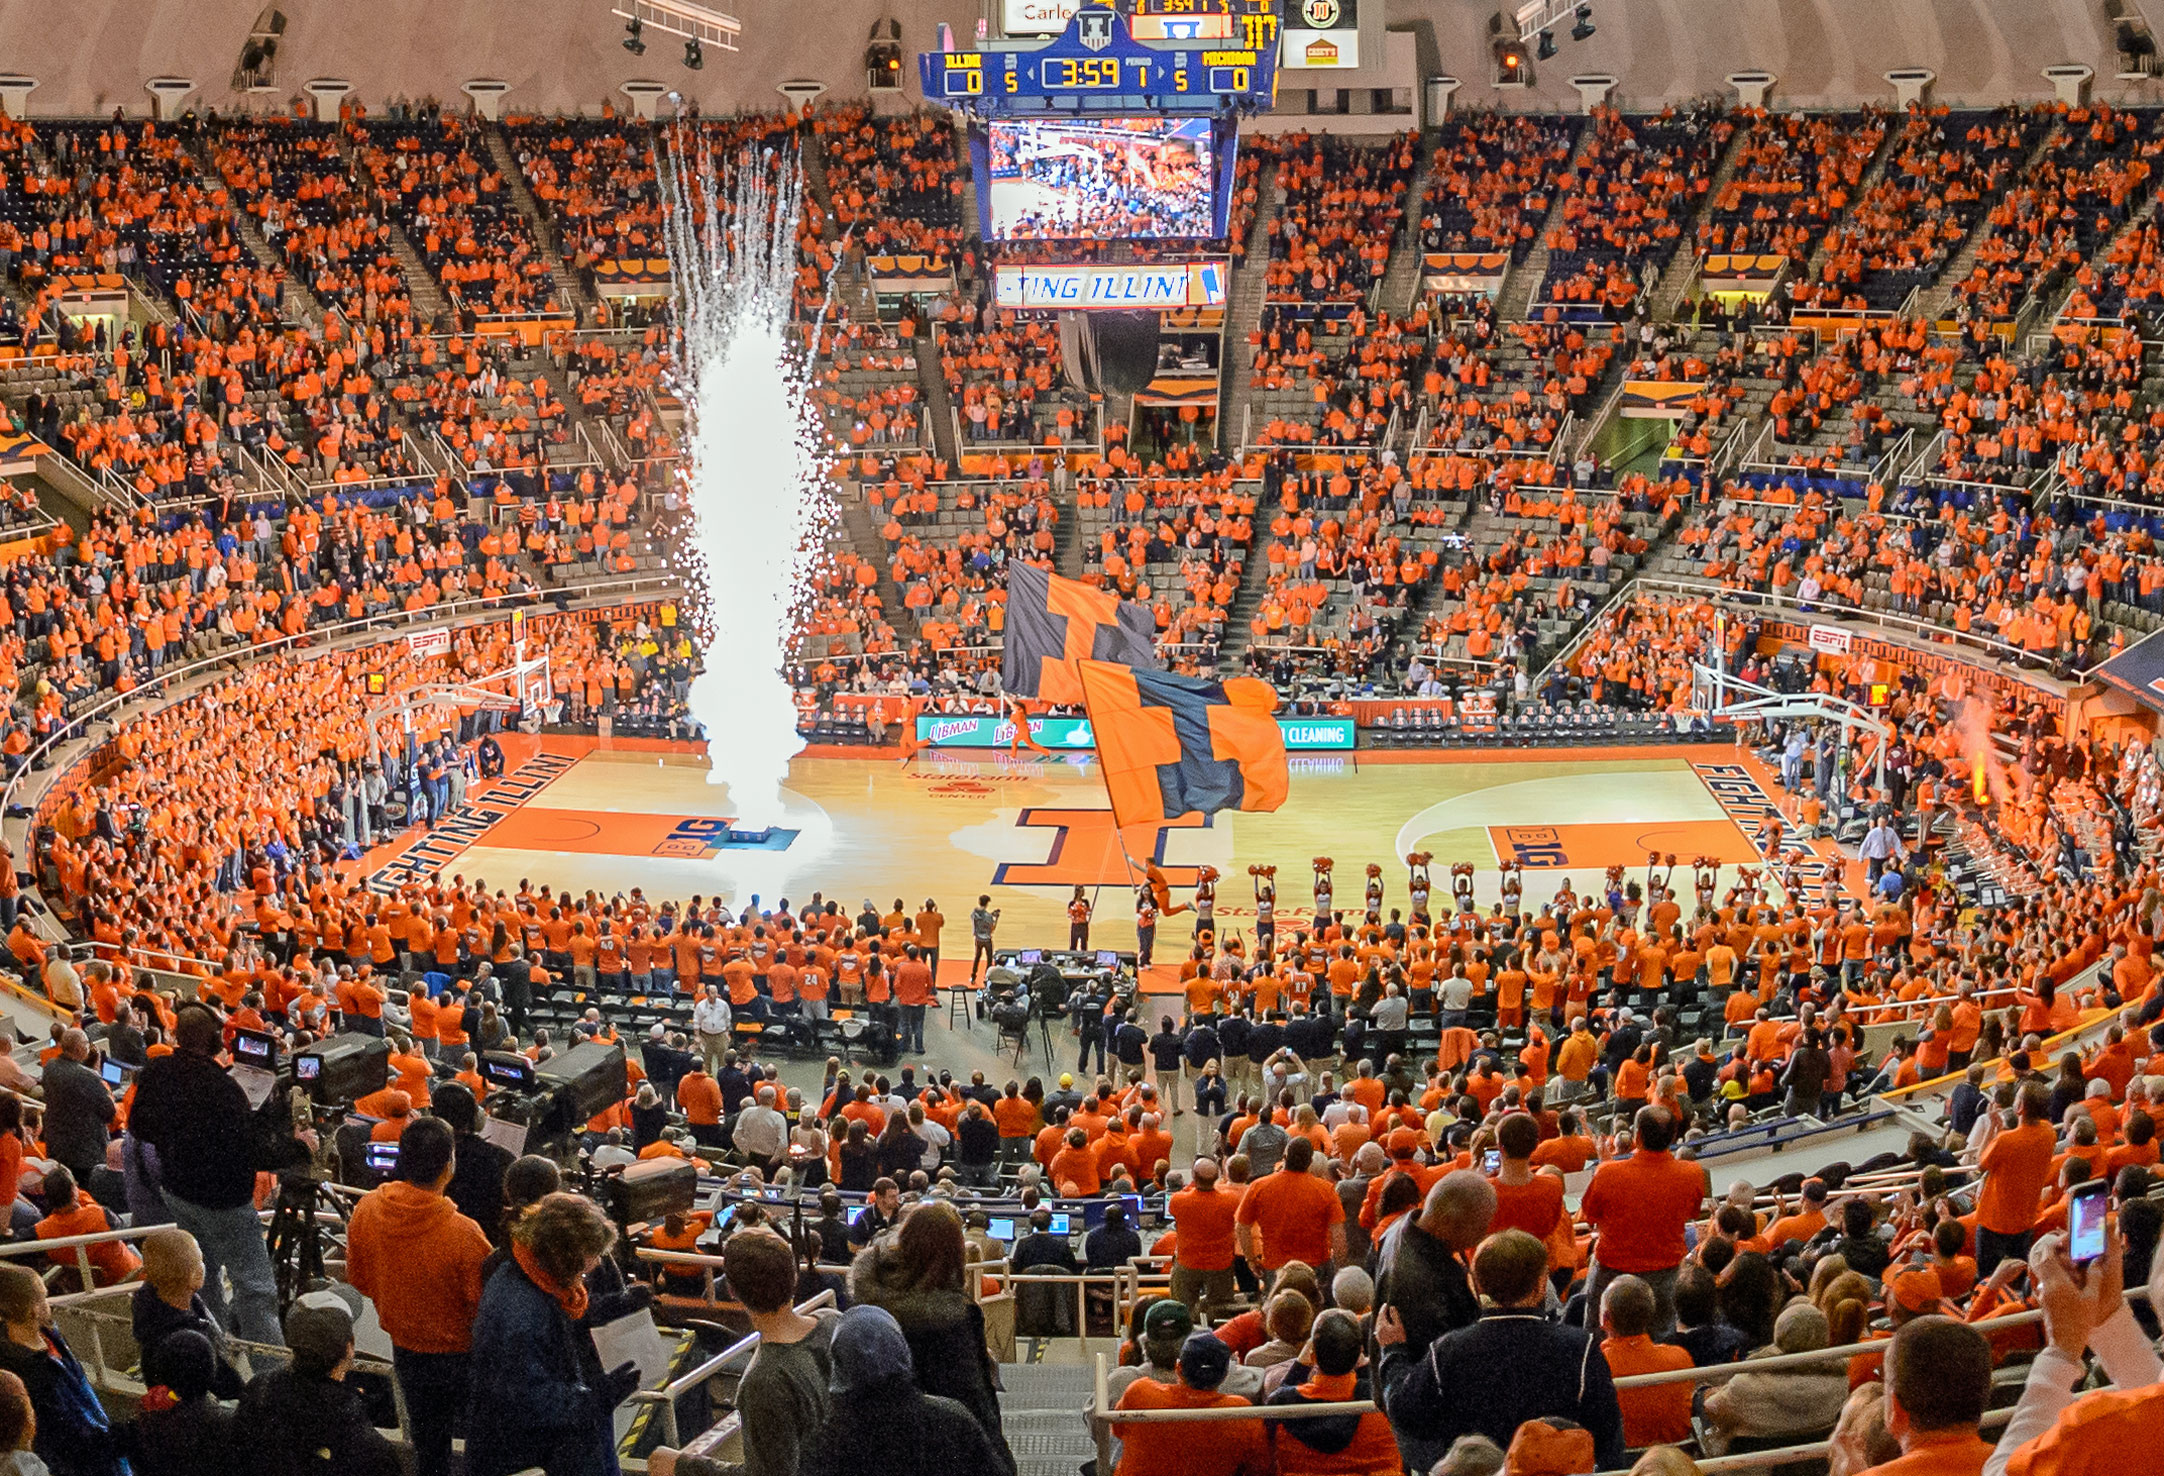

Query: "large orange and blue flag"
<box><xmin>1003</xmin><ymin>560</ymin><xmax>1159</xmax><ymax>705</ymax></box>
<box><xmin>1074</xmin><ymin>659</ymin><xmax>1289</xmax><ymax>829</ymax></box>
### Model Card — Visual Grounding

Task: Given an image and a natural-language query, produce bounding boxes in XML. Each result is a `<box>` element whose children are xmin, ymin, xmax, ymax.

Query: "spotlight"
<box><xmin>623</xmin><ymin>16</ymin><xmax>645</xmax><ymax>54</ymax></box>
<box><xmin>684</xmin><ymin>37</ymin><xmax>703</xmax><ymax>69</ymax></box>
<box><xmin>1501</xmin><ymin>46</ymin><xmax>1523</xmax><ymax>70</ymax></box>
<box><xmin>1536</xmin><ymin>28</ymin><xmax>1556</xmax><ymax>60</ymax></box>
<box><xmin>1571</xmin><ymin>5</ymin><xmax>1596</xmax><ymax>41</ymax></box>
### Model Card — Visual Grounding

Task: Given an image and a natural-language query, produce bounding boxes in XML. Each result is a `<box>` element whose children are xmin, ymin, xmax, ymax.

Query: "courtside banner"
<box><xmin>914</xmin><ymin>714</ymin><xmax>1355</xmax><ymax>750</ymax></box>
<box><xmin>995</xmin><ymin>261</ymin><xmax>1229</xmax><ymax>310</ymax></box>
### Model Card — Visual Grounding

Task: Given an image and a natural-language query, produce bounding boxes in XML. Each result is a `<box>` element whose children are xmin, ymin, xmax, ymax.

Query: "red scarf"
<box><xmin>513</xmin><ymin>1241</ymin><xmax>592</xmax><ymax>1320</ymax></box>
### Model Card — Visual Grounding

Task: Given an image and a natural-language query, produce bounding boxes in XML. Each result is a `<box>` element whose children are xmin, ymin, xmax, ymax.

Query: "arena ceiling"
<box><xmin>0</xmin><ymin>0</ymin><xmax>2147</xmax><ymax>118</ymax></box>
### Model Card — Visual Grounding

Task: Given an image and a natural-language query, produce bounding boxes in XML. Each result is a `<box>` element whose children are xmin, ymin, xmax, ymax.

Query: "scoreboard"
<box><xmin>921</xmin><ymin>1</ymin><xmax>1279</xmax><ymax>114</ymax></box>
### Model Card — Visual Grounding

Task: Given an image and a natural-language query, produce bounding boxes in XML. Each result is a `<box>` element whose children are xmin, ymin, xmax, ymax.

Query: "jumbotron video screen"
<box><xmin>977</xmin><ymin>115</ymin><xmax>1233</xmax><ymax>241</ymax></box>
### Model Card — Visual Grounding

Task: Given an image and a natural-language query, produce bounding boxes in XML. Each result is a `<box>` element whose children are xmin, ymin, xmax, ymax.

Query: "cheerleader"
<box><xmin>1406</xmin><ymin>852</ymin><xmax>1433</xmax><ymax>924</ymax></box>
<box><xmin>1251</xmin><ymin>866</ymin><xmax>1277</xmax><ymax>954</ymax></box>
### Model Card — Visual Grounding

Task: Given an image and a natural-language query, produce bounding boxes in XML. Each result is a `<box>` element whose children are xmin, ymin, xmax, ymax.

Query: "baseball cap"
<box><xmin>1178</xmin><ymin>1331</ymin><xmax>1232</xmax><ymax>1388</ymax></box>
<box><xmin>1142</xmin><ymin>1299</ymin><xmax>1194</xmax><ymax>1342</ymax></box>
<box><xmin>1385</xmin><ymin>1127</ymin><xmax>1423</xmax><ymax>1159</ymax></box>
<box><xmin>1891</xmin><ymin>1267</ymin><xmax>1944</xmax><ymax>1313</ymax></box>
<box><xmin>284</xmin><ymin>1289</ymin><xmax>356</xmax><ymax>1372</ymax></box>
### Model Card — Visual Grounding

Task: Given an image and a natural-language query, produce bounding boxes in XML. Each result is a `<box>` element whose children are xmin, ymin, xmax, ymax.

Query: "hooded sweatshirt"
<box><xmin>345</xmin><ymin>1179</ymin><xmax>493</xmax><ymax>1353</ymax></box>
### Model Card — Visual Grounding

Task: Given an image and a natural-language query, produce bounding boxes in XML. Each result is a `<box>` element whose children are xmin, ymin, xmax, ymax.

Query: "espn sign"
<box><xmin>1003</xmin><ymin>0</ymin><xmax>1080</xmax><ymax>35</ymax></box>
<box><xmin>994</xmin><ymin>261</ymin><xmax>1229</xmax><ymax>310</ymax></box>
<box><xmin>1806</xmin><ymin>624</ymin><xmax>1853</xmax><ymax>656</ymax></box>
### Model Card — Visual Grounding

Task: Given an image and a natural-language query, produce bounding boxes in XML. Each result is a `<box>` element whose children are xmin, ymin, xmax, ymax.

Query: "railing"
<box><xmin>0</xmin><ymin>573</ymin><xmax>683</xmax><ymax>830</ymax></box>
<box><xmin>1625</xmin><ymin>575</ymin><xmax>2051</xmax><ymax>684</ymax></box>
<box><xmin>617</xmin><ymin>1273</ymin><xmax>840</xmax><ymax>1450</ymax></box>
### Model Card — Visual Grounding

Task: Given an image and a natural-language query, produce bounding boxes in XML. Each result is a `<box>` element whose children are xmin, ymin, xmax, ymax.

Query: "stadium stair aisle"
<box><xmin>997</xmin><ymin>1360</ymin><xmax>1099</xmax><ymax>1476</ymax></box>
<box><xmin>179</xmin><ymin>138</ymin><xmax>330</xmax><ymax>327</ymax></box>
<box><xmin>1914</xmin><ymin>116</ymin><xmax>2067</xmax><ymax>321</ymax></box>
<box><xmin>1497</xmin><ymin>123</ymin><xmax>1602</xmax><ymax>323</ymax></box>
<box><xmin>1376</xmin><ymin>135</ymin><xmax>1438</xmax><ymax>319</ymax></box>
<box><xmin>484</xmin><ymin>123</ymin><xmax>594</xmax><ymax>323</ymax></box>
<box><xmin>915</xmin><ymin>341</ymin><xmax>963</xmax><ymax>469</ymax></box>
<box><xmin>337</xmin><ymin>127</ymin><xmax>452</xmax><ymax>326</ymax></box>
<box><xmin>1798</xmin><ymin>118</ymin><xmax>1898</xmax><ymax>287</ymax></box>
<box><xmin>1649</xmin><ymin>124</ymin><xmax>1748</xmax><ymax>321</ymax></box>
<box><xmin>1215</xmin><ymin>168</ymin><xmax>1279</xmax><ymax>453</ymax></box>
<box><xmin>835</xmin><ymin>485</ymin><xmax>911</xmax><ymax>617</ymax></box>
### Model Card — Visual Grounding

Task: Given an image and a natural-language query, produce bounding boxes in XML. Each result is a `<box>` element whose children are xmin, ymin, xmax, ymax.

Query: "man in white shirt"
<box><xmin>732</xmin><ymin>1084</ymin><xmax>789</xmax><ymax>1175</ymax></box>
<box><xmin>691</xmin><ymin>990</ymin><xmax>733</xmax><ymax>1076</ymax></box>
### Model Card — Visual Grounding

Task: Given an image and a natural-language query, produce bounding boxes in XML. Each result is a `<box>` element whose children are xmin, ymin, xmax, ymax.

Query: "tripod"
<box><xmin>265</xmin><ymin>1172</ymin><xmax>330</xmax><ymax>1311</ymax></box>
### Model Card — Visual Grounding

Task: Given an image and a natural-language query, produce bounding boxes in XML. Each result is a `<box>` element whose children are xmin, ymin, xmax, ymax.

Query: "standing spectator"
<box><xmin>649</xmin><ymin>1228</ymin><xmax>838</xmax><ymax>1476</ymax></box>
<box><xmin>969</xmin><ymin>896</ymin><xmax>1001</xmax><ymax>984</ymax></box>
<box><xmin>1600</xmin><ymin>1276</ymin><xmax>1694</xmax><ymax>1448</ymax></box>
<box><xmin>793</xmin><ymin>1306</ymin><xmax>1006</xmax><ymax>1476</ymax></box>
<box><xmin>1375</xmin><ymin>1172</ymin><xmax>1492</xmax><ymax>1368</ymax></box>
<box><xmin>1375</xmin><ymin>1229</ymin><xmax>1626</xmax><ymax>1471</ymax></box>
<box><xmin>37</xmin><ymin>1031</ymin><xmax>112</xmax><ymax>1180</ymax></box>
<box><xmin>127</xmin><ymin>1004</ymin><xmax>289</xmax><ymax>1345</ymax></box>
<box><xmin>1168</xmin><ymin>1157</ymin><xmax>1241</xmax><ymax>1317</ymax></box>
<box><xmin>345</xmin><ymin>1117</ymin><xmax>493</xmax><ymax>1476</ymax></box>
<box><xmin>692</xmin><ymin>988</ymin><xmax>733</xmax><ymax>1076</ymax></box>
<box><xmin>1579</xmin><ymin>1107</ymin><xmax>1708</xmax><ymax>1333</ymax></box>
<box><xmin>433</xmin><ymin>1083</ymin><xmax>515</xmax><ymax>1246</ymax></box>
<box><xmin>1109</xmin><ymin>1331</ymin><xmax>1268</xmax><ymax>1476</ymax></box>
<box><xmin>1234</xmin><ymin>1139</ymin><xmax>1346</xmax><ymax>1276</ymax></box>
<box><xmin>237</xmin><ymin>1291</ymin><xmax>400</xmax><ymax>1476</ymax></box>
<box><xmin>735</xmin><ymin>1086</ymin><xmax>791</xmax><ymax>1179</ymax></box>
<box><xmin>466</xmin><ymin>1192</ymin><xmax>638</xmax><ymax>1476</ymax></box>
<box><xmin>1975</xmin><ymin>1081</ymin><xmax>2057</xmax><ymax>1275</ymax></box>
<box><xmin>847</xmin><ymin>1201</ymin><xmax>1015</xmax><ymax>1475</ymax></box>
<box><xmin>0</xmin><ymin>1264</ymin><xmax>124</xmax><ymax>1476</ymax></box>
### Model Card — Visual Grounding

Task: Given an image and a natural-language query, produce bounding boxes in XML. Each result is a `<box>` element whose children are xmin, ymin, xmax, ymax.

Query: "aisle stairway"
<box><xmin>1000</xmin><ymin>1361</ymin><xmax>1097</xmax><ymax>1476</ymax></box>
<box><xmin>484</xmin><ymin>124</ymin><xmax>594</xmax><ymax>322</ymax></box>
<box><xmin>1214</xmin><ymin>172</ymin><xmax>1279</xmax><ymax>453</ymax></box>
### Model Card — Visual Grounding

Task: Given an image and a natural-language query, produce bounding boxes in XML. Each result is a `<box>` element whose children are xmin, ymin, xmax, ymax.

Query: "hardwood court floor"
<box><xmin>381</xmin><ymin>734</ymin><xmax>1821</xmax><ymax>962</ymax></box>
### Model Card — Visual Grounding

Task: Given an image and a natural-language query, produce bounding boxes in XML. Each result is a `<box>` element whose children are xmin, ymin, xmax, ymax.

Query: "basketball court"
<box><xmin>368</xmin><ymin>734</ymin><xmax>1841</xmax><ymax>964</ymax></box>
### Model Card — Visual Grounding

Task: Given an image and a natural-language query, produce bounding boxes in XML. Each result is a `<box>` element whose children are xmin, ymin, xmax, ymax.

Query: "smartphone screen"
<box><xmin>2068</xmin><ymin>1183</ymin><xmax>2108</xmax><ymax>1266</ymax></box>
<box><xmin>1482</xmin><ymin>1149</ymin><xmax>1502</xmax><ymax>1175</ymax></box>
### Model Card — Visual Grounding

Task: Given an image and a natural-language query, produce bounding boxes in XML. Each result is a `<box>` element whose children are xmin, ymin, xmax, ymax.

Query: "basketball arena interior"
<box><xmin>0</xmin><ymin>2</ymin><xmax>2157</xmax><ymax>1475</ymax></box>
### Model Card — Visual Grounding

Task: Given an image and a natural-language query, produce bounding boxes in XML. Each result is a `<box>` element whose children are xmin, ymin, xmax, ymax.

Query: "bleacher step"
<box><xmin>999</xmin><ymin>1361</ymin><xmax>1098</xmax><ymax>1476</ymax></box>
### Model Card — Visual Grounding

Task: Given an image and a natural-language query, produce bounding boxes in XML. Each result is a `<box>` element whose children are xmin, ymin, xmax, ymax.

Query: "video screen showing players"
<box><xmin>985</xmin><ymin>117</ymin><xmax>1224</xmax><ymax>241</ymax></box>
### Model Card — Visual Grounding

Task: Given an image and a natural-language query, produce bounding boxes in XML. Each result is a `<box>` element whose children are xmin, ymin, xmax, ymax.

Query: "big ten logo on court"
<box><xmin>1497</xmin><ymin>826</ymin><xmax>1570</xmax><ymax>868</ymax></box>
<box><xmin>995</xmin><ymin>808</ymin><xmax>1206</xmax><ymax>886</ymax></box>
<box><xmin>653</xmin><ymin>817</ymin><xmax>734</xmax><ymax>858</ymax></box>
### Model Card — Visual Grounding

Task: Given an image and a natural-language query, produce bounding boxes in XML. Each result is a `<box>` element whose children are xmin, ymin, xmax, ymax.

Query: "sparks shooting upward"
<box><xmin>664</xmin><ymin>135</ymin><xmax>837</xmax><ymax>829</ymax></box>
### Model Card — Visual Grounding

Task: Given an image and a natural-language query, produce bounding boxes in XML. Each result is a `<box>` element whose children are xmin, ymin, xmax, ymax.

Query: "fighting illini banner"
<box><xmin>1003</xmin><ymin>560</ymin><xmax>1160</xmax><ymax>704</ymax></box>
<box><xmin>1074</xmin><ymin>660</ymin><xmax>1289</xmax><ymax>828</ymax></box>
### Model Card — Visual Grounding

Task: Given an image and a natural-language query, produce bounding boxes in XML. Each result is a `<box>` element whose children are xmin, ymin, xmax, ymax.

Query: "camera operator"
<box><xmin>128</xmin><ymin>1003</ymin><xmax>311</xmax><ymax>1345</ymax></box>
<box><xmin>1072</xmin><ymin>972</ymin><xmax>1112</xmax><ymax>1075</ymax></box>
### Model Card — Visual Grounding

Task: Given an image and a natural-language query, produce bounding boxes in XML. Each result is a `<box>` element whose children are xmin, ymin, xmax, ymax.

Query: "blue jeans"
<box><xmin>901</xmin><ymin>1003</ymin><xmax>926</xmax><ymax>1053</ymax></box>
<box><xmin>163</xmin><ymin>1192</ymin><xmax>283</xmax><ymax>1346</ymax></box>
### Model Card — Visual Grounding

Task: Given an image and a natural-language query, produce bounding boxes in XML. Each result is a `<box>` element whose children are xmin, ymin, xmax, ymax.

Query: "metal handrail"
<box><xmin>623</xmin><ymin>1287</ymin><xmax>839</xmax><ymax>1448</ymax></box>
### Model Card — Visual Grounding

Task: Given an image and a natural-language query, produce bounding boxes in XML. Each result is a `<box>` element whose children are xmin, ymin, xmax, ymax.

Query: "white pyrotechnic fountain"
<box><xmin>665</xmin><ymin>137</ymin><xmax>837</xmax><ymax>830</ymax></box>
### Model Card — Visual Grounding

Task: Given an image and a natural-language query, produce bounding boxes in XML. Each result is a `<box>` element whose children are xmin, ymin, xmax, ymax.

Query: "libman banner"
<box><xmin>917</xmin><ymin>713</ymin><xmax>1356</xmax><ymax>750</ymax></box>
